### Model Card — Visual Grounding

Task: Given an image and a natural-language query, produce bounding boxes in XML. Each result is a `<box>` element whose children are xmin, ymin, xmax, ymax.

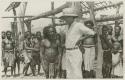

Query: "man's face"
<box><xmin>27</xmin><ymin>32</ymin><xmax>31</xmax><ymax>39</ymax></box>
<box><xmin>6</xmin><ymin>32</ymin><xmax>11</xmax><ymax>38</ymax></box>
<box><xmin>108</xmin><ymin>26</ymin><xmax>113</xmax><ymax>35</ymax></box>
<box><xmin>36</xmin><ymin>32</ymin><xmax>41</xmax><ymax>39</ymax></box>
<box><xmin>102</xmin><ymin>28</ymin><xmax>108</xmax><ymax>35</ymax></box>
<box><xmin>62</xmin><ymin>16</ymin><xmax>74</xmax><ymax>24</ymax></box>
<box><xmin>48</xmin><ymin>27</ymin><xmax>56</xmax><ymax>35</ymax></box>
<box><xmin>2</xmin><ymin>32</ymin><xmax>6</xmax><ymax>39</ymax></box>
<box><xmin>115</xmin><ymin>27</ymin><xmax>121</xmax><ymax>34</ymax></box>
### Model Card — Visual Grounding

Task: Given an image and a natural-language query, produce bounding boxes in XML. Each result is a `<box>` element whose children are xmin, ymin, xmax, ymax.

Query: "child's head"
<box><xmin>113</xmin><ymin>41</ymin><xmax>121</xmax><ymax>50</ymax></box>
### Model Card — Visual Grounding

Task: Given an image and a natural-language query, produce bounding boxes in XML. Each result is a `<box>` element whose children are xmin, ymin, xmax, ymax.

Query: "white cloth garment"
<box><xmin>111</xmin><ymin>52</ymin><xmax>123</xmax><ymax>76</ymax></box>
<box><xmin>83</xmin><ymin>46</ymin><xmax>95</xmax><ymax>71</ymax></box>
<box><xmin>66</xmin><ymin>48</ymin><xmax>83</xmax><ymax>79</ymax></box>
<box><xmin>65</xmin><ymin>21</ymin><xmax>95</xmax><ymax>78</ymax></box>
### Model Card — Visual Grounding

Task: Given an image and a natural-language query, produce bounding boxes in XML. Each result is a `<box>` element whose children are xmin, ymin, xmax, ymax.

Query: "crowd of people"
<box><xmin>1</xmin><ymin>8</ymin><xmax>123</xmax><ymax>79</ymax></box>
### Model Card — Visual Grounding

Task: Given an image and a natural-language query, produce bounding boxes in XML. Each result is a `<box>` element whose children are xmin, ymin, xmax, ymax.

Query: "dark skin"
<box><xmin>2</xmin><ymin>31</ymin><xmax>6</xmax><ymax>39</ymax></box>
<box><xmin>23</xmin><ymin>31</ymin><xmax>36</xmax><ymax>76</ymax></box>
<box><xmin>32</xmin><ymin>31</ymin><xmax>42</xmax><ymax>75</ymax></box>
<box><xmin>41</xmin><ymin>27</ymin><xmax>62</xmax><ymax>78</ymax></box>
<box><xmin>100</xmin><ymin>27</ymin><xmax>113</xmax><ymax>50</ymax></box>
<box><xmin>100</xmin><ymin>26</ymin><xmax>113</xmax><ymax>78</ymax></box>
<box><xmin>2</xmin><ymin>31</ymin><xmax>15</xmax><ymax>77</ymax></box>
<box><xmin>112</xmin><ymin>26</ymin><xmax>123</xmax><ymax>48</ymax></box>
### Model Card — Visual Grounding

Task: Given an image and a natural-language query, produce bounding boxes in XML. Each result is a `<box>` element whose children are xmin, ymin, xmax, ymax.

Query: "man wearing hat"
<box><xmin>59</xmin><ymin>8</ymin><xmax>95</xmax><ymax>79</ymax></box>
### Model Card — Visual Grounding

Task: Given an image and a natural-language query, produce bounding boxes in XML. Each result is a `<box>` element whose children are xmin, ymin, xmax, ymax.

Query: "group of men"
<box><xmin>2</xmin><ymin>7</ymin><xmax>123</xmax><ymax>79</ymax></box>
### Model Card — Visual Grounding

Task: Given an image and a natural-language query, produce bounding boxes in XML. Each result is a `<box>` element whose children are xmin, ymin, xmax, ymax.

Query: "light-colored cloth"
<box><xmin>65</xmin><ymin>21</ymin><xmax>95</xmax><ymax>48</ymax></box>
<box><xmin>3</xmin><ymin>51</ymin><xmax>15</xmax><ymax>67</ymax></box>
<box><xmin>22</xmin><ymin>50</ymin><xmax>32</xmax><ymax>63</ymax></box>
<box><xmin>65</xmin><ymin>21</ymin><xmax>95</xmax><ymax>78</ymax></box>
<box><xmin>111</xmin><ymin>52</ymin><xmax>123</xmax><ymax>76</ymax></box>
<box><xmin>83</xmin><ymin>46</ymin><xmax>95</xmax><ymax>71</ymax></box>
<box><xmin>66</xmin><ymin>48</ymin><xmax>83</xmax><ymax>79</ymax></box>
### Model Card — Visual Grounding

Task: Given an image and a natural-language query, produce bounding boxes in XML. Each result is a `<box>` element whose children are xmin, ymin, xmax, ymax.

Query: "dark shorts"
<box><xmin>32</xmin><ymin>52</ymin><xmax>41</xmax><ymax>65</ymax></box>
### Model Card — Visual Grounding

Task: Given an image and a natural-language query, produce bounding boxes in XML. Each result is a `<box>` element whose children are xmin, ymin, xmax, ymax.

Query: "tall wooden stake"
<box><xmin>51</xmin><ymin>1</ymin><xmax>55</xmax><ymax>26</ymax></box>
<box><xmin>87</xmin><ymin>2</ymin><xmax>103</xmax><ymax>78</ymax></box>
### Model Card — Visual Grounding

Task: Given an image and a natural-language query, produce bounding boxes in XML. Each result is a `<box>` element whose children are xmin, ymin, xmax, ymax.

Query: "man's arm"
<box><xmin>23</xmin><ymin>40</ymin><xmax>34</xmax><ymax>50</ymax></box>
<box><xmin>40</xmin><ymin>40</ymin><xmax>45</xmax><ymax>58</ymax></box>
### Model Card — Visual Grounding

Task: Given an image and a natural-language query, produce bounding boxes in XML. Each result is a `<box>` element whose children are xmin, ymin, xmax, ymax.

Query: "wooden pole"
<box><xmin>25</xmin><ymin>1</ymin><xmax>123</xmax><ymax>21</ymax></box>
<box><xmin>12</xmin><ymin>8</ymin><xmax>19</xmax><ymax>47</ymax></box>
<box><xmin>51</xmin><ymin>1</ymin><xmax>55</xmax><ymax>26</ymax></box>
<box><xmin>87</xmin><ymin>2</ymin><xmax>102</xmax><ymax>78</ymax></box>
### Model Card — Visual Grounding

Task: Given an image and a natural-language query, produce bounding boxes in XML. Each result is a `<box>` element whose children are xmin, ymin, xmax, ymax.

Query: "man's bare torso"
<box><xmin>42</xmin><ymin>39</ymin><xmax>59</xmax><ymax>59</ymax></box>
<box><xmin>3</xmin><ymin>39</ymin><xmax>14</xmax><ymax>50</ymax></box>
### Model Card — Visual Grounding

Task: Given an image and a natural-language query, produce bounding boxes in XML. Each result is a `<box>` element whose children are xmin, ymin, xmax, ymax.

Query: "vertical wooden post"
<box><xmin>12</xmin><ymin>8</ymin><xmax>19</xmax><ymax>47</ymax></box>
<box><xmin>87</xmin><ymin>2</ymin><xmax>102</xmax><ymax>78</ymax></box>
<box><xmin>51</xmin><ymin>1</ymin><xmax>55</xmax><ymax>26</ymax></box>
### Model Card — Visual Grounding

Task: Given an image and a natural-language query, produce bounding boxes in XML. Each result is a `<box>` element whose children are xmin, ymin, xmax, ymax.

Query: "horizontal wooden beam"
<box><xmin>2</xmin><ymin>16</ymin><xmax>59</xmax><ymax>19</ymax></box>
<box><xmin>25</xmin><ymin>1</ymin><xmax>123</xmax><ymax>21</ymax></box>
<box><xmin>25</xmin><ymin>3</ymin><xmax>69</xmax><ymax>21</ymax></box>
<box><xmin>82</xmin><ymin>1</ymin><xmax>123</xmax><ymax>14</ymax></box>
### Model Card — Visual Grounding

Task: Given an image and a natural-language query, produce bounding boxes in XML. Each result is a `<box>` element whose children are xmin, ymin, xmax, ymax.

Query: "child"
<box><xmin>111</xmin><ymin>42</ymin><xmax>123</xmax><ymax>78</ymax></box>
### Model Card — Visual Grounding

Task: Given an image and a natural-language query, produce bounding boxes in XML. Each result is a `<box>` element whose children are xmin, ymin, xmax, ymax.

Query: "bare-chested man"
<box><xmin>2</xmin><ymin>31</ymin><xmax>6</xmax><ymax>71</ymax></box>
<box><xmin>22</xmin><ymin>31</ymin><xmax>36</xmax><ymax>76</ymax></box>
<box><xmin>32</xmin><ymin>31</ymin><xmax>42</xmax><ymax>75</ymax></box>
<box><xmin>2</xmin><ymin>31</ymin><xmax>15</xmax><ymax>77</ymax></box>
<box><xmin>112</xmin><ymin>26</ymin><xmax>123</xmax><ymax>48</ymax></box>
<box><xmin>41</xmin><ymin>26</ymin><xmax>62</xmax><ymax>78</ymax></box>
<box><xmin>100</xmin><ymin>25</ymin><xmax>112</xmax><ymax>78</ymax></box>
<box><xmin>81</xmin><ymin>20</ymin><xmax>97</xmax><ymax>78</ymax></box>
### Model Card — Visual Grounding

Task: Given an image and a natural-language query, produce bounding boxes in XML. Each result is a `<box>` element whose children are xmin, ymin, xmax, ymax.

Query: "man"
<box><xmin>112</xmin><ymin>26</ymin><xmax>123</xmax><ymax>48</ymax></box>
<box><xmin>59</xmin><ymin>8</ymin><xmax>95</xmax><ymax>79</ymax></box>
<box><xmin>41</xmin><ymin>26</ymin><xmax>62</xmax><ymax>78</ymax></box>
<box><xmin>22</xmin><ymin>31</ymin><xmax>35</xmax><ymax>76</ymax></box>
<box><xmin>100</xmin><ymin>25</ymin><xmax>112</xmax><ymax>78</ymax></box>
<box><xmin>82</xmin><ymin>20</ymin><xmax>97</xmax><ymax>78</ymax></box>
<box><xmin>2</xmin><ymin>31</ymin><xmax>6</xmax><ymax>66</ymax></box>
<box><xmin>32</xmin><ymin>31</ymin><xmax>42</xmax><ymax>75</ymax></box>
<box><xmin>2</xmin><ymin>31</ymin><xmax>15</xmax><ymax>77</ymax></box>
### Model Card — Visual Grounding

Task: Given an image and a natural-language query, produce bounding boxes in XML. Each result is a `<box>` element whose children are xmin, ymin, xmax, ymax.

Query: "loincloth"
<box><xmin>22</xmin><ymin>50</ymin><xmax>32</xmax><ymax>64</ymax></box>
<box><xmin>32</xmin><ymin>51</ymin><xmax>41</xmax><ymax>65</ymax></box>
<box><xmin>103</xmin><ymin>50</ymin><xmax>112</xmax><ymax>64</ymax></box>
<box><xmin>3</xmin><ymin>50</ymin><xmax>15</xmax><ymax>67</ymax></box>
<box><xmin>83</xmin><ymin>46</ymin><xmax>95</xmax><ymax>71</ymax></box>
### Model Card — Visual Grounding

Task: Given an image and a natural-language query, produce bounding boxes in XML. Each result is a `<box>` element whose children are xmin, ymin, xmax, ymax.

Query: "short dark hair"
<box><xmin>6</xmin><ymin>31</ymin><xmax>12</xmax><ymax>35</ymax></box>
<box><xmin>84</xmin><ymin>20</ymin><xmax>94</xmax><ymax>27</ymax></box>
<box><xmin>43</xmin><ymin>26</ymin><xmax>56</xmax><ymax>39</ymax></box>
<box><xmin>102</xmin><ymin>25</ymin><xmax>108</xmax><ymax>30</ymax></box>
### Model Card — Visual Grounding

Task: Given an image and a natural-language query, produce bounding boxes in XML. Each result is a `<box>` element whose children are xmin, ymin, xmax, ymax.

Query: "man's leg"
<box><xmin>38</xmin><ymin>64</ymin><xmax>41</xmax><ymax>75</ymax></box>
<box><xmin>23</xmin><ymin>63</ymin><xmax>29</xmax><ymax>76</ymax></box>
<box><xmin>17</xmin><ymin>61</ymin><xmax>20</xmax><ymax>74</ymax></box>
<box><xmin>11</xmin><ymin>66</ymin><xmax>14</xmax><ymax>76</ymax></box>
<box><xmin>4</xmin><ymin>66</ymin><xmax>7</xmax><ymax>77</ymax></box>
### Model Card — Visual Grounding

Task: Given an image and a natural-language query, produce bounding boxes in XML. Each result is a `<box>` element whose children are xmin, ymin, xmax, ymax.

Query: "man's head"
<box><xmin>102</xmin><ymin>25</ymin><xmax>108</xmax><ymax>35</ymax></box>
<box><xmin>107</xmin><ymin>26</ymin><xmax>113</xmax><ymax>35</ymax></box>
<box><xmin>36</xmin><ymin>31</ymin><xmax>42</xmax><ymax>39</ymax></box>
<box><xmin>84</xmin><ymin>20</ymin><xmax>94</xmax><ymax>29</ymax></box>
<box><xmin>114</xmin><ymin>26</ymin><xmax>121</xmax><ymax>36</ymax></box>
<box><xmin>59</xmin><ymin>8</ymin><xmax>78</xmax><ymax>25</ymax></box>
<box><xmin>26</xmin><ymin>31</ymin><xmax>31</xmax><ymax>39</ymax></box>
<box><xmin>43</xmin><ymin>25</ymin><xmax>56</xmax><ymax>40</ymax></box>
<box><xmin>2</xmin><ymin>31</ymin><xmax>6</xmax><ymax>39</ymax></box>
<box><xmin>6</xmin><ymin>31</ymin><xmax>12</xmax><ymax>39</ymax></box>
